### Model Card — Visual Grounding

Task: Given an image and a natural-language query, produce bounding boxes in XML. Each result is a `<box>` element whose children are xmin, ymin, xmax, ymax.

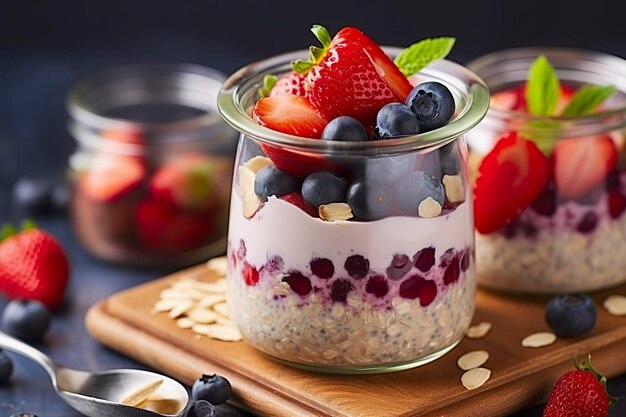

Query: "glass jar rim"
<box><xmin>218</xmin><ymin>47</ymin><xmax>490</xmax><ymax>155</ymax></box>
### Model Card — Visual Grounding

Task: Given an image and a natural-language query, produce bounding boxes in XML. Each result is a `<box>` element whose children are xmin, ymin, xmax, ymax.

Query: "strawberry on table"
<box><xmin>0</xmin><ymin>222</ymin><xmax>69</xmax><ymax>310</ymax></box>
<box><xmin>79</xmin><ymin>153</ymin><xmax>145</xmax><ymax>202</ymax></box>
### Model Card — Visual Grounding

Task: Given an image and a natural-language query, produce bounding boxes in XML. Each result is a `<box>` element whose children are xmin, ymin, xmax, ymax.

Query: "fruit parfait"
<box><xmin>219</xmin><ymin>25</ymin><xmax>489</xmax><ymax>373</ymax></box>
<box><xmin>467</xmin><ymin>49</ymin><xmax>626</xmax><ymax>293</ymax></box>
<box><xmin>67</xmin><ymin>64</ymin><xmax>237</xmax><ymax>267</ymax></box>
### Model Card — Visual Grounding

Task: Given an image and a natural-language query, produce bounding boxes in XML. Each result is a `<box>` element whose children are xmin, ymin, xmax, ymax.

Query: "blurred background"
<box><xmin>1</xmin><ymin>0</ymin><xmax>626</xmax><ymax>213</ymax></box>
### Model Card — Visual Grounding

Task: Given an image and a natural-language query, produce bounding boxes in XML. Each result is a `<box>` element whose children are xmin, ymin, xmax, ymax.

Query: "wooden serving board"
<box><xmin>85</xmin><ymin>265</ymin><xmax>626</xmax><ymax>417</ymax></box>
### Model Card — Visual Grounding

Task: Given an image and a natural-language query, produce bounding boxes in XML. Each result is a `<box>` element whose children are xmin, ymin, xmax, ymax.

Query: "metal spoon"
<box><xmin>0</xmin><ymin>330</ymin><xmax>189</xmax><ymax>417</ymax></box>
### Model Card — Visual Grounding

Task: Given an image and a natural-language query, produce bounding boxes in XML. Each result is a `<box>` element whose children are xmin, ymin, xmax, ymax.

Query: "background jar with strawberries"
<box><xmin>467</xmin><ymin>48</ymin><xmax>626</xmax><ymax>293</ymax></box>
<box><xmin>67</xmin><ymin>64</ymin><xmax>237</xmax><ymax>267</ymax></box>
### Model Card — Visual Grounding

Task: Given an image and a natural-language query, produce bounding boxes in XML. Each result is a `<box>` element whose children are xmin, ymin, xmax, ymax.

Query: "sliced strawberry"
<box><xmin>553</xmin><ymin>134</ymin><xmax>617</xmax><ymax>199</ymax></box>
<box><xmin>474</xmin><ymin>132</ymin><xmax>549</xmax><ymax>234</ymax></box>
<box><xmin>609</xmin><ymin>191</ymin><xmax>626</xmax><ymax>219</ymax></box>
<box><xmin>279</xmin><ymin>192</ymin><xmax>318</xmax><ymax>217</ymax></box>
<box><xmin>79</xmin><ymin>154</ymin><xmax>145</xmax><ymax>202</ymax></box>
<box><xmin>270</xmin><ymin>71</ymin><xmax>306</xmax><ymax>97</ymax></box>
<box><xmin>253</xmin><ymin>95</ymin><xmax>327</xmax><ymax>138</ymax></box>
<box><xmin>492</xmin><ymin>83</ymin><xmax>575</xmax><ymax>113</ymax></box>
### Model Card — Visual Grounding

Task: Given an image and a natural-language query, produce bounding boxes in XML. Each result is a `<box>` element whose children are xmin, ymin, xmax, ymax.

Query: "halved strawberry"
<box><xmin>553</xmin><ymin>134</ymin><xmax>617</xmax><ymax>199</ymax></box>
<box><xmin>474</xmin><ymin>132</ymin><xmax>549</xmax><ymax>234</ymax></box>
<box><xmin>279</xmin><ymin>192</ymin><xmax>318</xmax><ymax>217</ymax></box>
<box><xmin>79</xmin><ymin>154</ymin><xmax>145</xmax><ymax>202</ymax></box>
<box><xmin>491</xmin><ymin>84</ymin><xmax>574</xmax><ymax>113</ymax></box>
<box><xmin>270</xmin><ymin>71</ymin><xmax>306</xmax><ymax>97</ymax></box>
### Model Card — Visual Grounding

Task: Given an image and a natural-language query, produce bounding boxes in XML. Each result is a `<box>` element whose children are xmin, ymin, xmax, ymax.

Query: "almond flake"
<box><xmin>418</xmin><ymin>197</ymin><xmax>442</xmax><ymax>218</ymax></box>
<box><xmin>238</xmin><ymin>165</ymin><xmax>256</xmax><ymax>194</ymax></box>
<box><xmin>153</xmin><ymin>299</ymin><xmax>180</xmax><ymax>313</ymax></box>
<box><xmin>521</xmin><ymin>332</ymin><xmax>556</xmax><ymax>348</ymax></box>
<box><xmin>319</xmin><ymin>203</ymin><xmax>353</xmax><ymax>221</ymax></box>
<box><xmin>206</xmin><ymin>256</ymin><xmax>228</xmax><ymax>277</ymax></box>
<box><xmin>187</xmin><ymin>308</ymin><xmax>219</xmax><ymax>324</ymax></box>
<box><xmin>443</xmin><ymin>175</ymin><xmax>465</xmax><ymax>203</ymax></box>
<box><xmin>466</xmin><ymin>322</ymin><xmax>492</xmax><ymax>339</ymax></box>
<box><xmin>603</xmin><ymin>295</ymin><xmax>626</xmax><ymax>316</ymax></box>
<box><xmin>203</xmin><ymin>324</ymin><xmax>243</xmax><ymax>342</ymax></box>
<box><xmin>194</xmin><ymin>279</ymin><xmax>227</xmax><ymax>294</ymax></box>
<box><xmin>198</xmin><ymin>294</ymin><xmax>227</xmax><ymax>308</ymax></box>
<box><xmin>168</xmin><ymin>300</ymin><xmax>195</xmax><ymax>319</ymax></box>
<box><xmin>213</xmin><ymin>302</ymin><xmax>230</xmax><ymax>318</ymax></box>
<box><xmin>461</xmin><ymin>367</ymin><xmax>491</xmax><ymax>390</ymax></box>
<box><xmin>159</xmin><ymin>289</ymin><xmax>191</xmax><ymax>300</ymax></box>
<box><xmin>243</xmin><ymin>156</ymin><xmax>273</xmax><ymax>173</ymax></box>
<box><xmin>457</xmin><ymin>350</ymin><xmax>489</xmax><ymax>371</ymax></box>
<box><xmin>176</xmin><ymin>317</ymin><xmax>195</xmax><ymax>329</ymax></box>
<box><xmin>120</xmin><ymin>379</ymin><xmax>163</xmax><ymax>406</ymax></box>
<box><xmin>242</xmin><ymin>191</ymin><xmax>261</xmax><ymax>218</ymax></box>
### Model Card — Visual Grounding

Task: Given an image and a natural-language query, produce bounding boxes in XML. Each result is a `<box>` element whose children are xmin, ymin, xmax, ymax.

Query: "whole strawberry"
<box><xmin>543</xmin><ymin>355</ymin><xmax>617</xmax><ymax>417</ymax></box>
<box><xmin>0</xmin><ymin>222</ymin><xmax>69</xmax><ymax>310</ymax></box>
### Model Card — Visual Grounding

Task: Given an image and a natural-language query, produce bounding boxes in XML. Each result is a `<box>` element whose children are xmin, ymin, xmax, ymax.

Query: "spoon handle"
<box><xmin>0</xmin><ymin>330</ymin><xmax>58</xmax><ymax>382</ymax></box>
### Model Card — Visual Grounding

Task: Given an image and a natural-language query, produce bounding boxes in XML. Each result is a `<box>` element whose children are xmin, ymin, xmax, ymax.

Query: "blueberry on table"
<box><xmin>301</xmin><ymin>171</ymin><xmax>348</xmax><ymax>208</ymax></box>
<box><xmin>374</xmin><ymin>103</ymin><xmax>420</xmax><ymax>139</ymax></box>
<box><xmin>13</xmin><ymin>177</ymin><xmax>54</xmax><ymax>215</ymax></box>
<box><xmin>406</xmin><ymin>82</ymin><xmax>455</xmax><ymax>132</ymax></box>
<box><xmin>322</xmin><ymin>116</ymin><xmax>368</xmax><ymax>141</ymax></box>
<box><xmin>0</xmin><ymin>349</ymin><xmax>14</xmax><ymax>384</ymax></box>
<box><xmin>191</xmin><ymin>374</ymin><xmax>232</xmax><ymax>405</ymax></box>
<box><xmin>347</xmin><ymin>179</ymin><xmax>390</xmax><ymax>220</ymax></box>
<box><xmin>1</xmin><ymin>299</ymin><xmax>51</xmax><ymax>342</ymax></box>
<box><xmin>254</xmin><ymin>165</ymin><xmax>300</xmax><ymax>202</ymax></box>
<box><xmin>186</xmin><ymin>400</ymin><xmax>217</xmax><ymax>417</ymax></box>
<box><xmin>545</xmin><ymin>294</ymin><xmax>596</xmax><ymax>337</ymax></box>
<box><xmin>395</xmin><ymin>171</ymin><xmax>445</xmax><ymax>216</ymax></box>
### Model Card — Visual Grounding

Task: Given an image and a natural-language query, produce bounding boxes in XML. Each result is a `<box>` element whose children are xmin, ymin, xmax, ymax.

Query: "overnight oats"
<box><xmin>467</xmin><ymin>49</ymin><xmax>626</xmax><ymax>293</ymax></box>
<box><xmin>218</xmin><ymin>25</ymin><xmax>489</xmax><ymax>372</ymax></box>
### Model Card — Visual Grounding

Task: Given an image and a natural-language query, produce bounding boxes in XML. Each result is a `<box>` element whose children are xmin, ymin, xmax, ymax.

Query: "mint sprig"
<box><xmin>526</xmin><ymin>55</ymin><xmax>560</xmax><ymax>116</ymax></box>
<box><xmin>562</xmin><ymin>85</ymin><xmax>616</xmax><ymax>116</ymax></box>
<box><xmin>394</xmin><ymin>37</ymin><xmax>455</xmax><ymax>77</ymax></box>
<box><xmin>258</xmin><ymin>74</ymin><xmax>277</xmax><ymax>98</ymax></box>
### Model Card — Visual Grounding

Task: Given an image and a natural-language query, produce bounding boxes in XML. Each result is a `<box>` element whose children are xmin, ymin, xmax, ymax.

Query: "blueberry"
<box><xmin>9</xmin><ymin>414</ymin><xmax>39</xmax><ymax>417</ymax></box>
<box><xmin>191</xmin><ymin>374</ymin><xmax>232</xmax><ymax>405</ymax></box>
<box><xmin>254</xmin><ymin>165</ymin><xmax>300</xmax><ymax>202</ymax></box>
<box><xmin>1</xmin><ymin>300</ymin><xmax>51</xmax><ymax>342</ymax></box>
<box><xmin>346</xmin><ymin>179</ymin><xmax>389</xmax><ymax>220</ymax></box>
<box><xmin>186</xmin><ymin>400</ymin><xmax>217</xmax><ymax>417</ymax></box>
<box><xmin>362</xmin><ymin>154</ymin><xmax>416</xmax><ymax>183</ymax></box>
<box><xmin>373</xmin><ymin>103</ymin><xmax>420</xmax><ymax>139</ymax></box>
<box><xmin>301</xmin><ymin>171</ymin><xmax>347</xmax><ymax>208</ymax></box>
<box><xmin>439</xmin><ymin>142</ymin><xmax>461</xmax><ymax>175</ymax></box>
<box><xmin>322</xmin><ymin>116</ymin><xmax>368</xmax><ymax>141</ymax></box>
<box><xmin>545</xmin><ymin>294</ymin><xmax>596</xmax><ymax>338</ymax></box>
<box><xmin>406</xmin><ymin>82</ymin><xmax>455</xmax><ymax>132</ymax></box>
<box><xmin>395</xmin><ymin>171</ymin><xmax>445</xmax><ymax>216</ymax></box>
<box><xmin>0</xmin><ymin>349</ymin><xmax>14</xmax><ymax>384</ymax></box>
<box><xmin>13</xmin><ymin>177</ymin><xmax>54</xmax><ymax>215</ymax></box>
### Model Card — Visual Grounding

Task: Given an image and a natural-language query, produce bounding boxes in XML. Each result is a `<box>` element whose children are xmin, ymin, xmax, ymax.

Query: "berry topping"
<box><xmin>301</xmin><ymin>171</ymin><xmax>348</xmax><ymax>208</ymax></box>
<box><xmin>386</xmin><ymin>254</ymin><xmax>412</xmax><ymax>281</ymax></box>
<box><xmin>187</xmin><ymin>400</ymin><xmax>217</xmax><ymax>417</ymax></box>
<box><xmin>242</xmin><ymin>262</ymin><xmax>259</xmax><ymax>286</ymax></box>
<box><xmin>460</xmin><ymin>249</ymin><xmax>471</xmax><ymax>272</ymax></box>
<box><xmin>330</xmin><ymin>278</ymin><xmax>353</xmax><ymax>303</ymax></box>
<box><xmin>321</xmin><ymin>116</ymin><xmax>368</xmax><ymax>142</ymax></box>
<box><xmin>413</xmin><ymin>247</ymin><xmax>436</xmax><ymax>272</ymax></box>
<box><xmin>443</xmin><ymin>255</ymin><xmax>461</xmax><ymax>285</ymax></box>
<box><xmin>0</xmin><ymin>349</ymin><xmax>14</xmax><ymax>384</ymax></box>
<box><xmin>398</xmin><ymin>275</ymin><xmax>437</xmax><ymax>306</ymax></box>
<box><xmin>346</xmin><ymin>179</ymin><xmax>390</xmax><ymax>220</ymax></box>
<box><xmin>254</xmin><ymin>165</ymin><xmax>300</xmax><ymax>202</ymax></box>
<box><xmin>531</xmin><ymin>182</ymin><xmax>557</xmax><ymax>217</ymax></box>
<box><xmin>279</xmin><ymin>192</ymin><xmax>318</xmax><ymax>217</ymax></box>
<box><xmin>282</xmin><ymin>272</ymin><xmax>313</xmax><ymax>296</ymax></box>
<box><xmin>344</xmin><ymin>254</ymin><xmax>370</xmax><ymax>279</ymax></box>
<box><xmin>365</xmin><ymin>275</ymin><xmax>389</xmax><ymax>298</ymax></box>
<box><xmin>396</xmin><ymin>171</ymin><xmax>445</xmax><ymax>216</ymax></box>
<box><xmin>545</xmin><ymin>294</ymin><xmax>596</xmax><ymax>338</ymax></box>
<box><xmin>191</xmin><ymin>373</ymin><xmax>232</xmax><ymax>405</ymax></box>
<box><xmin>264</xmin><ymin>255</ymin><xmax>284</xmax><ymax>273</ymax></box>
<box><xmin>474</xmin><ymin>133</ymin><xmax>549</xmax><ymax>234</ymax></box>
<box><xmin>439</xmin><ymin>142</ymin><xmax>461</xmax><ymax>175</ymax></box>
<box><xmin>553</xmin><ymin>135</ymin><xmax>617</xmax><ymax>200</ymax></box>
<box><xmin>310</xmin><ymin>258</ymin><xmax>334</xmax><ymax>279</ymax></box>
<box><xmin>405</xmin><ymin>82</ymin><xmax>455</xmax><ymax>132</ymax></box>
<box><xmin>374</xmin><ymin>103</ymin><xmax>420</xmax><ymax>139</ymax></box>
<box><xmin>1</xmin><ymin>299</ymin><xmax>51</xmax><ymax>342</ymax></box>
<box><xmin>576</xmin><ymin>212</ymin><xmax>599</xmax><ymax>234</ymax></box>
<box><xmin>236</xmin><ymin>239</ymin><xmax>247</xmax><ymax>260</ymax></box>
<box><xmin>253</xmin><ymin>95</ymin><xmax>328</xmax><ymax>139</ymax></box>
<box><xmin>608</xmin><ymin>191</ymin><xmax>626</xmax><ymax>219</ymax></box>
<box><xmin>270</xmin><ymin>71</ymin><xmax>306</xmax><ymax>97</ymax></box>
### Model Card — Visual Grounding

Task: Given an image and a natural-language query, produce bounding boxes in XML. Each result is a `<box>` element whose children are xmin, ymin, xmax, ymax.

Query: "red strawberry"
<box><xmin>553</xmin><ymin>135</ymin><xmax>617</xmax><ymax>199</ymax></box>
<box><xmin>80</xmin><ymin>154</ymin><xmax>145</xmax><ymax>202</ymax></box>
<box><xmin>491</xmin><ymin>84</ymin><xmax>574</xmax><ymax>113</ymax></box>
<box><xmin>543</xmin><ymin>355</ymin><xmax>617</xmax><ymax>417</ymax></box>
<box><xmin>270</xmin><ymin>71</ymin><xmax>306</xmax><ymax>97</ymax></box>
<box><xmin>303</xmin><ymin>26</ymin><xmax>412</xmax><ymax>126</ymax></box>
<box><xmin>0</xmin><ymin>224</ymin><xmax>69</xmax><ymax>310</ymax></box>
<box><xmin>608</xmin><ymin>191</ymin><xmax>626</xmax><ymax>219</ymax></box>
<box><xmin>102</xmin><ymin>129</ymin><xmax>144</xmax><ymax>145</ymax></box>
<box><xmin>474</xmin><ymin>132</ymin><xmax>549</xmax><ymax>234</ymax></box>
<box><xmin>279</xmin><ymin>192</ymin><xmax>318</xmax><ymax>217</ymax></box>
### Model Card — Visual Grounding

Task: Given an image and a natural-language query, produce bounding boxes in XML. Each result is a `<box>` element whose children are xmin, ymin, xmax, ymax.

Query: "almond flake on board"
<box><xmin>243</xmin><ymin>156</ymin><xmax>273</xmax><ymax>173</ymax></box>
<box><xmin>418</xmin><ymin>197</ymin><xmax>442</xmax><ymax>218</ymax></box>
<box><xmin>176</xmin><ymin>317</ymin><xmax>195</xmax><ymax>329</ymax></box>
<box><xmin>194</xmin><ymin>279</ymin><xmax>227</xmax><ymax>294</ymax></box>
<box><xmin>120</xmin><ymin>379</ymin><xmax>163</xmax><ymax>406</ymax></box>
<box><xmin>521</xmin><ymin>332</ymin><xmax>556</xmax><ymax>348</ymax></box>
<box><xmin>466</xmin><ymin>322</ymin><xmax>492</xmax><ymax>339</ymax></box>
<box><xmin>206</xmin><ymin>256</ymin><xmax>228</xmax><ymax>277</ymax></box>
<box><xmin>168</xmin><ymin>300</ymin><xmax>195</xmax><ymax>319</ymax></box>
<box><xmin>461</xmin><ymin>367</ymin><xmax>491</xmax><ymax>390</ymax></box>
<box><xmin>457</xmin><ymin>350</ymin><xmax>489</xmax><ymax>371</ymax></box>
<box><xmin>198</xmin><ymin>294</ymin><xmax>227</xmax><ymax>308</ymax></box>
<box><xmin>187</xmin><ymin>308</ymin><xmax>219</xmax><ymax>324</ymax></box>
<box><xmin>319</xmin><ymin>203</ymin><xmax>353</xmax><ymax>221</ymax></box>
<box><xmin>213</xmin><ymin>302</ymin><xmax>230</xmax><ymax>318</ymax></box>
<box><xmin>603</xmin><ymin>295</ymin><xmax>626</xmax><ymax>316</ymax></box>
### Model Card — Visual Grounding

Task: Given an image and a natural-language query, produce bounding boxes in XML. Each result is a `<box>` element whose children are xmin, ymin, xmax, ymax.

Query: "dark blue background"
<box><xmin>1</xmin><ymin>1</ymin><xmax>626</xmax><ymax>415</ymax></box>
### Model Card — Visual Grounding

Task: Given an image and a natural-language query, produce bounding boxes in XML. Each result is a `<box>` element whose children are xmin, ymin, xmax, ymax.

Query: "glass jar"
<box><xmin>467</xmin><ymin>48</ymin><xmax>626</xmax><ymax>293</ymax></box>
<box><xmin>67</xmin><ymin>64</ymin><xmax>237</xmax><ymax>267</ymax></box>
<box><xmin>218</xmin><ymin>49</ymin><xmax>489</xmax><ymax>373</ymax></box>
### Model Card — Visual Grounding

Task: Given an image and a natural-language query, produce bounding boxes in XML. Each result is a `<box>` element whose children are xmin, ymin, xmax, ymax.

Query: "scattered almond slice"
<box><xmin>603</xmin><ymin>295</ymin><xmax>626</xmax><ymax>316</ymax></box>
<box><xmin>418</xmin><ymin>197</ymin><xmax>442</xmax><ymax>218</ymax></box>
<box><xmin>242</xmin><ymin>191</ymin><xmax>262</xmax><ymax>218</ymax></box>
<box><xmin>319</xmin><ymin>203</ymin><xmax>353</xmax><ymax>221</ymax></box>
<box><xmin>466</xmin><ymin>322</ymin><xmax>492</xmax><ymax>339</ymax></box>
<box><xmin>238</xmin><ymin>165</ymin><xmax>256</xmax><ymax>193</ymax></box>
<box><xmin>443</xmin><ymin>175</ymin><xmax>465</xmax><ymax>203</ymax></box>
<box><xmin>521</xmin><ymin>332</ymin><xmax>557</xmax><ymax>348</ymax></box>
<box><xmin>120</xmin><ymin>379</ymin><xmax>163</xmax><ymax>407</ymax></box>
<box><xmin>206</xmin><ymin>256</ymin><xmax>228</xmax><ymax>277</ymax></box>
<box><xmin>194</xmin><ymin>279</ymin><xmax>227</xmax><ymax>294</ymax></box>
<box><xmin>243</xmin><ymin>156</ymin><xmax>273</xmax><ymax>173</ymax></box>
<box><xmin>187</xmin><ymin>308</ymin><xmax>219</xmax><ymax>324</ymax></box>
<box><xmin>213</xmin><ymin>302</ymin><xmax>230</xmax><ymax>318</ymax></box>
<box><xmin>168</xmin><ymin>300</ymin><xmax>195</xmax><ymax>319</ymax></box>
<box><xmin>198</xmin><ymin>294</ymin><xmax>227</xmax><ymax>308</ymax></box>
<box><xmin>203</xmin><ymin>324</ymin><xmax>243</xmax><ymax>342</ymax></box>
<box><xmin>461</xmin><ymin>367</ymin><xmax>491</xmax><ymax>390</ymax></box>
<box><xmin>457</xmin><ymin>350</ymin><xmax>489</xmax><ymax>371</ymax></box>
<box><xmin>153</xmin><ymin>299</ymin><xmax>180</xmax><ymax>313</ymax></box>
<box><xmin>159</xmin><ymin>289</ymin><xmax>191</xmax><ymax>300</ymax></box>
<box><xmin>176</xmin><ymin>317</ymin><xmax>195</xmax><ymax>329</ymax></box>
<box><xmin>171</xmin><ymin>279</ymin><xmax>197</xmax><ymax>290</ymax></box>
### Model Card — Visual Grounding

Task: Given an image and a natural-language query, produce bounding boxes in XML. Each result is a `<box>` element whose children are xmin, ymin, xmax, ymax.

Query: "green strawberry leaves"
<box><xmin>394</xmin><ymin>37</ymin><xmax>456</xmax><ymax>77</ymax></box>
<box><xmin>292</xmin><ymin>25</ymin><xmax>332</xmax><ymax>74</ymax></box>
<box><xmin>258</xmin><ymin>74</ymin><xmax>277</xmax><ymax>98</ymax></box>
<box><xmin>526</xmin><ymin>55</ymin><xmax>560</xmax><ymax>116</ymax></box>
<box><xmin>562</xmin><ymin>85</ymin><xmax>617</xmax><ymax>116</ymax></box>
<box><xmin>0</xmin><ymin>220</ymin><xmax>37</xmax><ymax>243</ymax></box>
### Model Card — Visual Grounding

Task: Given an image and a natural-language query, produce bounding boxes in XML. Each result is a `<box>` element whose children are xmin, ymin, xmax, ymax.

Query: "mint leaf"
<box><xmin>258</xmin><ymin>74</ymin><xmax>277</xmax><ymax>98</ymax></box>
<box><xmin>394</xmin><ymin>37</ymin><xmax>455</xmax><ymax>77</ymax></box>
<box><xmin>561</xmin><ymin>85</ymin><xmax>616</xmax><ymax>116</ymax></box>
<box><xmin>526</xmin><ymin>55</ymin><xmax>560</xmax><ymax>116</ymax></box>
